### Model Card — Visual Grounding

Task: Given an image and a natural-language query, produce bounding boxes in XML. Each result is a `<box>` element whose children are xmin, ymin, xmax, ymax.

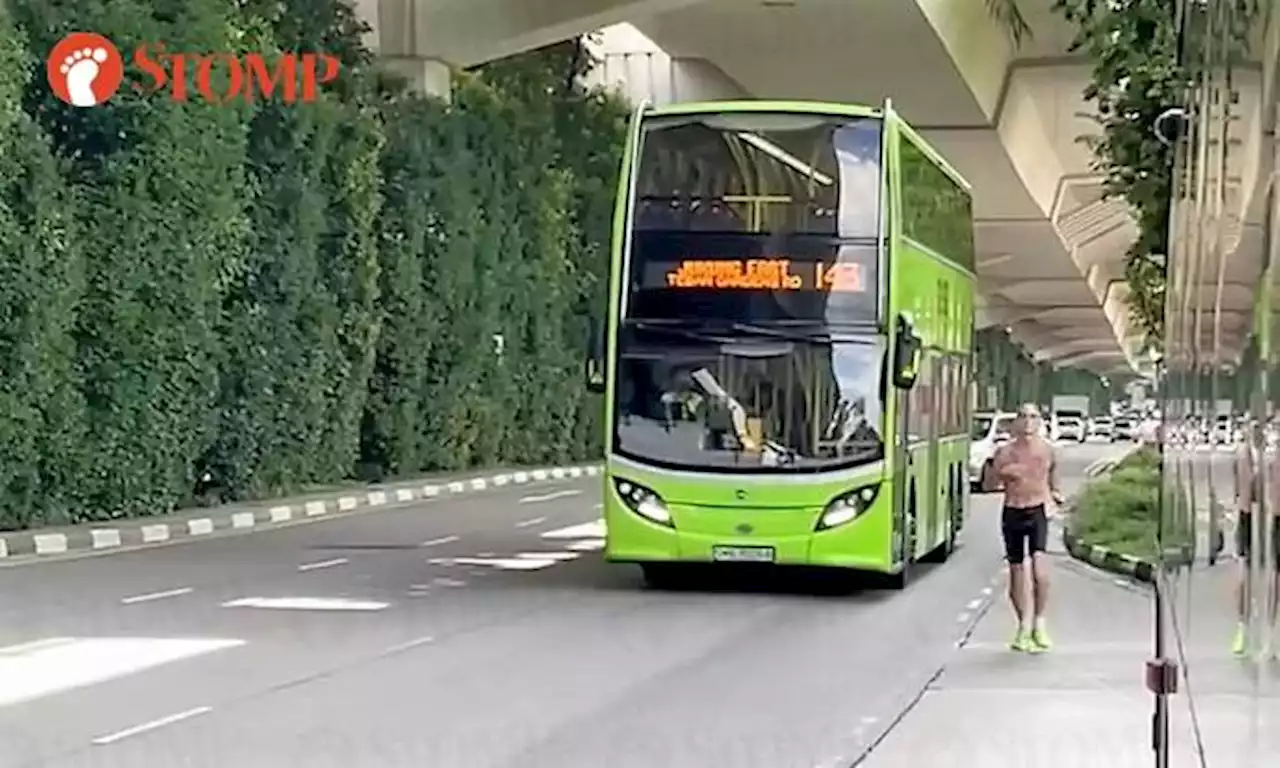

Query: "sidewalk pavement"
<box><xmin>0</xmin><ymin>461</ymin><xmax>602</xmax><ymax>562</ymax></box>
<box><xmin>857</xmin><ymin>556</ymin><xmax>1280</xmax><ymax>767</ymax></box>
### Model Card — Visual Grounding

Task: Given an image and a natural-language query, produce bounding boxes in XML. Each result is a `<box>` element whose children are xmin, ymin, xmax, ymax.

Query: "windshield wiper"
<box><xmin>628</xmin><ymin>320</ymin><xmax>731</xmax><ymax>344</ymax></box>
<box><xmin>628</xmin><ymin>319</ymin><xmax>833</xmax><ymax>343</ymax></box>
<box><xmin>725</xmin><ymin>322</ymin><xmax>830</xmax><ymax>342</ymax></box>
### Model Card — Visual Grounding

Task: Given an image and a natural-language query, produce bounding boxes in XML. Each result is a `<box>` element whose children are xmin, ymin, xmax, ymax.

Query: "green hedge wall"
<box><xmin>0</xmin><ymin>0</ymin><xmax>629</xmax><ymax>530</ymax></box>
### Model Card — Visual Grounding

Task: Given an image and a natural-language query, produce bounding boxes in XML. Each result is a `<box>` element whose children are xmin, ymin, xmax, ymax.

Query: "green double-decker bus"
<box><xmin>586</xmin><ymin>99</ymin><xmax>977</xmax><ymax>588</ymax></box>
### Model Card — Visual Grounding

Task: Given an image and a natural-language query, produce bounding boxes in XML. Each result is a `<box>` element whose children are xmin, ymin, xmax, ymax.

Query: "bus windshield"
<box><xmin>613</xmin><ymin>111</ymin><xmax>887</xmax><ymax>473</ymax></box>
<box><xmin>613</xmin><ymin>324</ymin><xmax>885</xmax><ymax>473</ymax></box>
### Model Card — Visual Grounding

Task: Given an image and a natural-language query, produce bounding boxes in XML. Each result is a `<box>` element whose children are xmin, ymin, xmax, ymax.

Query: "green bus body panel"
<box><xmin>604</xmin><ymin>459</ymin><xmax>892</xmax><ymax>569</ymax></box>
<box><xmin>601</xmin><ymin>100</ymin><xmax>976</xmax><ymax>574</ymax></box>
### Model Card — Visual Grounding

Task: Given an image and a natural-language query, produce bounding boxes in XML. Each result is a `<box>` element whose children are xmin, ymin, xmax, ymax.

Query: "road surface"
<box><xmin>0</xmin><ymin>443</ymin><xmax>1129</xmax><ymax>768</ymax></box>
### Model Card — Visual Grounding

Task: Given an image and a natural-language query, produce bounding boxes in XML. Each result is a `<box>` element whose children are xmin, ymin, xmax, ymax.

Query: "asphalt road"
<box><xmin>0</xmin><ymin>442</ymin><xmax>1131</xmax><ymax>768</ymax></box>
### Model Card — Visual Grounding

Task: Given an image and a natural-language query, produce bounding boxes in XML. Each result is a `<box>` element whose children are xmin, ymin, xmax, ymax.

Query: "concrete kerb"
<box><xmin>1062</xmin><ymin>443</ymin><xmax>1193</xmax><ymax>583</ymax></box>
<box><xmin>0</xmin><ymin>462</ymin><xmax>603</xmax><ymax>560</ymax></box>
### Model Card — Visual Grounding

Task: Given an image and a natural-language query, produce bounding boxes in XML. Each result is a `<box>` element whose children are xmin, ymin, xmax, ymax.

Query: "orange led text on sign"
<box><xmin>816</xmin><ymin>262</ymin><xmax>864</xmax><ymax>292</ymax></box>
<box><xmin>666</xmin><ymin>259</ymin><xmax>803</xmax><ymax>290</ymax></box>
<box><xmin>664</xmin><ymin>259</ymin><xmax>865</xmax><ymax>292</ymax></box>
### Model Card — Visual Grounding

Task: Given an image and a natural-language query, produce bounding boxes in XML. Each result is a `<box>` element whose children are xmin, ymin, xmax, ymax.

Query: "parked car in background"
<box><xmin>1088</xmin><ymin>416</ymin><xmax>1113</xmax><ymax>441</ymax></box>
<box><xmin>970</xmin><ymin>411</ymin><xmax>1016</xmax><ymax>491</ymax></box>
<box><xmin>1213</xmin><ymin>414</ymin><xmax>1238</xmax><ymax>445</ymax></box>
<box><xmin>1053</xmin><ymin>414</ymin><xmax>1086</xmax><ymax>443</ymax></box>
<box><xmin>1113</xmin><ymin>416</ymin><xmax>1136</xmax><ymax>441</ymax></box>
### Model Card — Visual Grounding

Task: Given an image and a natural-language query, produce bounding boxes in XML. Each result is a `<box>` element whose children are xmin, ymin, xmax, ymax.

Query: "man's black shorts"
<box><xmin>1236</xmin><ymin>510</ymin><xmax>1280</xmax><ymax>570</ymax></box>
<box><xmin>1002</xmin><ymin>504</ymin><xmax>1048</xmax><ymax>564</ymax></box>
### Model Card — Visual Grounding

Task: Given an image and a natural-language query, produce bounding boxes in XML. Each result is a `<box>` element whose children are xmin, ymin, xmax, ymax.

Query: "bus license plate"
<box><xmin>712</xmin><ymin>546</ymin><xmax>775</xmax><ymax>563</ymax></box>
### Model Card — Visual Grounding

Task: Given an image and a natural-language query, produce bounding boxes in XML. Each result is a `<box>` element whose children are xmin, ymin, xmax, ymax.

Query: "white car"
<box><xmin>970</xmin><ymin>411</ymin><xmax>1016</xmax><ymax>491</ymax></box>
<box><xmin>1054</xmin><ymin>416</ymin><xmax>1086</xmax><ymax>443</ymax></box>
<box><xmin>1088</xmin><ymin>416</ymin><xmax>1113</xmax><ymax>441</ymax></box>
<box><xmin>1213</xmin><ymin>415</ymin><xmax>1238</xmax><ymax>445</ymax></box>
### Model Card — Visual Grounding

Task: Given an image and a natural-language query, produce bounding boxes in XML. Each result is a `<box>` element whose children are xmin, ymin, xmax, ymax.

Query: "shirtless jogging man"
<box><xmin>984</xmin><ymin>403</ymin><xmax>1063</xmax><ymax>652</ymax></box>
<box><xmin>1230</xmin><ymin>434</ymin><xmax>1280</xmax><ymax>655</ymax></box>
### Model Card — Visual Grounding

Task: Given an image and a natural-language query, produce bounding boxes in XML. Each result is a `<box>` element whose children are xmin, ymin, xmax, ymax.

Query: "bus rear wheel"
<box><xmin>922</xmin><ymin>491</ymin><xmax>958</xmax><ymax>564</ymax></box>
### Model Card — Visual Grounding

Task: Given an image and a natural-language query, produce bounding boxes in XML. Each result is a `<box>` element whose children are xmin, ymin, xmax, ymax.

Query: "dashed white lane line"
<box><xmin>433</xmin><ymin>556</ymin><xmax>559</xmax><ymax>570</ymax></box>
<box><xmin>519</xmin><ymin>489</ymin><xmax>582</xmax><ymax>504</ymax></box>
<box><xmin>221</xmin><ymin>597</ymin><xmax>388</xmax><ymax>611</ymax></box>
<box><xmin>516</xmin><ymin>516</ymin><xmax>547</xmax><ymax>528</ymax></box>
<box><xmin>965</xmin><ymin>598</ymin><xmax>984</xmax><ymax>611</ymax></box>
<box><xmin>421</xmin><ymin>535</ymin><xmax>459</xmax><ymax>547</ymax></box>
<box><xmin>0</xmin><ymin>637</ymin><xmax>244</xmax><ymax>708</ymax></box>
<box><xmin>516</xmin><ymin>552</ymin><xmax>579</xmax><ymax>561</ymax></box>
<box><xmin>385</xmin><ymin>635</ymin><xmax>434</xmax><ymax>654</ymax></box>
<box><xmin>297</xmin><ymin>557</ymin><xmax>348</xmax><ymax>572</ymax></box>
<box><xmin>541</xmin><ymin>519</ymin><xmax>606</xmax><ymax>539</ymax></box>
<box><xmin>92</xmin><ymin>706</ymin><xmax>213</xmax><ymax>745</ymax></box>
<box><xmin>120</xmin><ymin>587</ymin><xmax>194</xmax><ymax>605</ymax></box>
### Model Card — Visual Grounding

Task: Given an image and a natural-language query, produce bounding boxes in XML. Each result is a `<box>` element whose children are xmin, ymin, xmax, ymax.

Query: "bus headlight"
<box><xmin>817</xmin><ymin>483</ymin><xmax>881</xmax><ymax>530</ymax></box>
<box><xmin>613</xmin><ymin>478</ymin><xmax>672</xmax><ymax>527</ymax></box>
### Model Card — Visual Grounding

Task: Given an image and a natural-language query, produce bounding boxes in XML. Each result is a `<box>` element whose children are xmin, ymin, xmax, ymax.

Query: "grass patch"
<box><xmin>1114</xmin><ymin>445</ymin><xmax>1160</xmax><ymax>473</ymax></box>
<box><xmin>1074</xmin><ymin>447</ymin><xmax>1161</xmax><ymax>560</ymax></box>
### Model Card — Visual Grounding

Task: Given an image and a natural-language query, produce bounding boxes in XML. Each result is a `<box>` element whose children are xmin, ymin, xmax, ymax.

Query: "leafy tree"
<box><xmin>985</xmin><ymin>0</ymin><xmax>1033</xmax><ymax>47</ymax></box>
<box><xmin>479</xmin><ymin>39</ymin><xmax>630</xmax><ymax>457</ymax></box>
<box><xmin>0</xmin><ymin>4</ymin><xmax>86</xmax><ymax>530</ymax></box>
<box><xmin>0</xmin><ymin>4</ymin><xmax>630</xmax><ymax>529</ymax></box>
<box><xmin>362</xmin><ymin>95</ymin><xmax>451</xmax><ymax>476</ymax></box>
<box><xmin>208</xmin><ymin>0</ymin><xmax>385</xmax><ymax>496</ymax></box>
<box><xmin>1050</xmin><ymin>0</ymin><xmax>1182</xmax><ymax>344</ymax></box>
<box><xmin>1047</xmin><ymin>1</ymin><xmax>1271</xmax><ymax>347</ymax></box>
<box><xmin>11</xmin><ymin>0</ymin><xmax>254</xmax><ymax>519</ymax></box>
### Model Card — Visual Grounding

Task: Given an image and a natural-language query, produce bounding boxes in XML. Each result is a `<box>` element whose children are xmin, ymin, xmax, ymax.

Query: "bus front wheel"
<box><xmin>888</xmin><ymin>501</ymin><xmax>918</xmax><ymax>590</ymax></box>
<box><xmin>640</xmin><ymin>563</ymin><xmax>679</xmax><ymax>590</ymax></box>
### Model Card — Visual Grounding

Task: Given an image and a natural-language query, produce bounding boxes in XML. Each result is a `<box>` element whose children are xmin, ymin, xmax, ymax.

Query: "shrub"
<box><xmin>1075</xmin><ymin>458</ymin><xmax>1160</xmax><ymax>558</ymax></box>
<box><xmin>0</xmin><ymin>5</ymin><xmax>629</xmax><ymax>531</ymax></box>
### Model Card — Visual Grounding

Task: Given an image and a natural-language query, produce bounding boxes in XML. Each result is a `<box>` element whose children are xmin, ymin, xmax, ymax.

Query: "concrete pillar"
<box><xmin>668</xmin><ymin>57</ymin><xmax>747</xmax><ymax>102</ymax></box>
<box><xmin>383</xmin><ymin>56</ymin><xmax>452</xmax><ymax>99</ymax></box>
<box><xmin>349</xmin><ymin>0</ymin><xmax>453</xmax><ymax>99</ymax></box>
<box><xmin>591</xmin><ymin>25</ymin><xmax>746</xmax><ymax>105</ymax></box>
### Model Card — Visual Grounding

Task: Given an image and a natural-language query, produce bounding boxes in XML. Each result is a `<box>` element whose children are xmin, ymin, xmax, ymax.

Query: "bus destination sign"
<box><xmin>661</xmin><ymin>258</ymin><xmax>865</xmax><ymax>293</ymax></box>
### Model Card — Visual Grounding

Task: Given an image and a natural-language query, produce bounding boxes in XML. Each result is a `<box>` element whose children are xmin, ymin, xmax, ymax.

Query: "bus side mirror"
<box><xmin>585</xmin><ymin>317</ymin><xmax>606</xmax><ymax>394</ymax></box>
<box><xmin>892</xmin><ymin>316</ymin><xmax>922</xmax><ymax>390</ymax></box>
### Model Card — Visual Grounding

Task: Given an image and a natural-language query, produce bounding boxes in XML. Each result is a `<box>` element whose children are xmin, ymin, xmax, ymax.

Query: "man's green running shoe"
<box><xmin>1230</xmin><ymin>624</ymin><xmax>1246</xmax><ymax>656</ymax></box>
<box><xmin>1030</xmin><ymin>627</ymin><xmax>1052</xmax><ymax>652</ymax></box>
<box><xmin>1010</xmin><ymin>628</ymin><xmax>1033</xmax><ymax>652</ymax></box>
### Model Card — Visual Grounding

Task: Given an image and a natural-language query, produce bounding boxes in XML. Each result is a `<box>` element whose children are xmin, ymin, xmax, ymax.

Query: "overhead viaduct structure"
<box><xmin>350</xmin><ymin>0</ymin><xmax>1271</xmax><ymax>376</ymax></box>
